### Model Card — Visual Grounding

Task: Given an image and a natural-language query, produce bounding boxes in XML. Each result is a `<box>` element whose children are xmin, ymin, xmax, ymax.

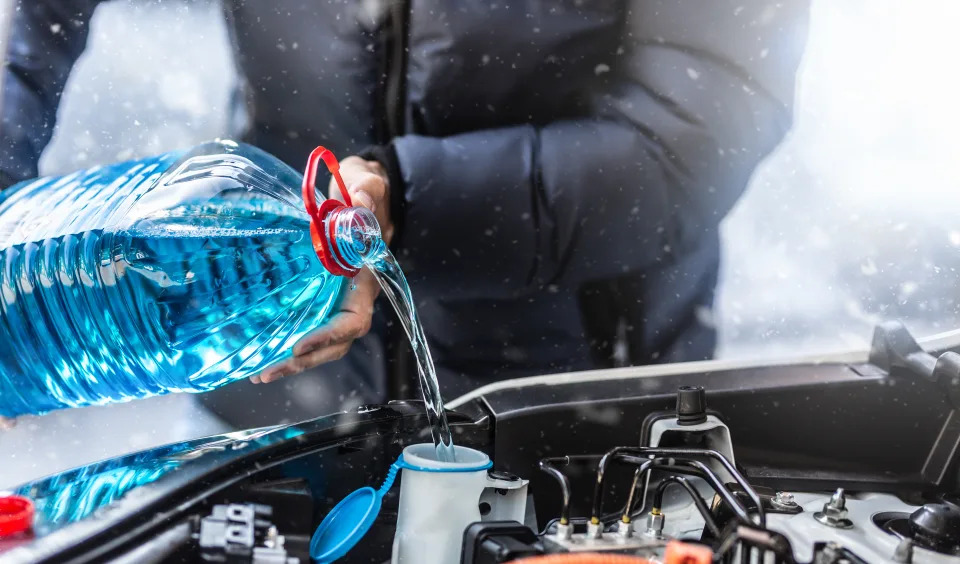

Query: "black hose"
<box><xmin>590</xmin><ymin>446</ymin><xmax>647</xmax><ymax>520</ymax></box>
<box><xmin>620</xmin><ymin>468</ymin><xmax>646</xmax><ymax>523</ymax></box>
<box><xmin>619</xmin><ymin>466</ymin><xmax>706</xmax><ymax>522</ymax></box>
<box><xmin>649</xmin><ymin>476</ymin><xmax>721</xmax><ymax>537</ymax></box>
<box><xmin>539</xmin><ymin>460</ymin><xmax>725</xmax><ymax>543</ymax></box>
<box><xmin>590</xmin><ymin>446</ymin><xmax>764</xmax><ymax>527</ymax></box>
<box><xmin>715</xmin><ymin>523</ymin><xmax>797</xmax><ymax>564</ymax></box>
<box><xmin>639</xmin><ymin>447</ymin><xmax>765</xmax><ymax>527</ymax></box>
<box><xmin>616</xmin><ymin>455</ymin><xmax>754</xmax><ymax>526</ymax></box>
<box><xmin>592</xmin><ymin>455</ymin><xmax>676</xmax><ymax>522</ymax></box>
<box><xmin>538</xmin><ymin>458</ymin><xmax>573</xmax><ymax>525</ymax></box>
<box><xmin>624</xmin><ymin>465</ymin><xmax>709</xmax><ymax>518</ymax></box>
<box><xmin>538</xmin><ymin>455</ymin><xmax>603</xmax><ymax>525</ymax></box>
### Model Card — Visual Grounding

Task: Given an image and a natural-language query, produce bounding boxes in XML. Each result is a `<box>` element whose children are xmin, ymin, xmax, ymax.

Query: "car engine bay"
<box><xmin>1</xmin><ymin>321</ymin><xmax>959</xmax><ymax>564</ymax></box>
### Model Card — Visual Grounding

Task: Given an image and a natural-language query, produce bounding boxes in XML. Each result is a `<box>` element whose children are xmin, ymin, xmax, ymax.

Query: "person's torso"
<box><xmin>222</xmin><ymin>0</ymin><xmax>623</xmax><ymax>167</ymax></box>
<box><xmin>219</xmin><ymin>0</ymin><xmax>716</xmax><ymax>378</ymax></box>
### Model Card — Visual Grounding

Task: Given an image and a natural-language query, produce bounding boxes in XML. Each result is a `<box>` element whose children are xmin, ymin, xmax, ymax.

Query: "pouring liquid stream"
<box><xmin>363</xmin><ymin>249</ymin><xmax>456</xmax><ymax>462</ymax></box>
<box><xmin>304</xmin><ymin>147</ymin><xmax>455</xmax><ymax>462</ymax></box>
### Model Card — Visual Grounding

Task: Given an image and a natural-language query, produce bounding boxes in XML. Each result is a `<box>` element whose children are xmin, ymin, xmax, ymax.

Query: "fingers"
<box><xmin>258</xmin><ymin>342</ymin><xmax>352</xmax><ymax>383</ymax></box>
<box><xmin>253</xmin><ymin>156</ymin><xmax>388</xmax><ymax>388</ymax></box>
<box><xmin>291</xmin><ymin>309</ymin><xmax>371</xmax><ymax>357</ymax></box>
<box><xmin>329</xmin><ymin>157</ymin><xmax>393</xmax><ymax>244</ymax></box>
<box><xmin>331</xmin><ymin>157</ymin><xmax>387</xmax><ymax>212</ymax></box>
<box><xmin>341</xmin><ymin>268</ymin><xmax>381</xmax><ymax>315</ymax></box>
<box><xmin>253</xmin><ymin>269</ymin><xmax>380</xmax><ymax>384</ymax></box>
<box><xmin>291</xmin><ymin>270</ymin><xmax>377</xmax><ymax>356</ymax></box>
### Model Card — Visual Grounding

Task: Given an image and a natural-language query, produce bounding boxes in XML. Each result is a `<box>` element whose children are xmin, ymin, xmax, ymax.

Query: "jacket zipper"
<box><xmin>382</xmin><ymin>0</ymin><xmax>414</xmax><ymax>398</ymax></box>
<box><xmin>383</xmin><ymin>0</ymin><xmax>410</xmax><ymax>141</ymax></box>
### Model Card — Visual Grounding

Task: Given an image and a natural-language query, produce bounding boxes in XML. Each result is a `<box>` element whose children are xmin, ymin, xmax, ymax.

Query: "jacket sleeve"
<box><xmin>391</xmin><ymin>0</ymin><xmax>809</xmax><ymax>300</ymax></box>
<box><xmin>0</xmin><ymin>0</ymin><xmax>101</xmax><ymax>186</ymax></box>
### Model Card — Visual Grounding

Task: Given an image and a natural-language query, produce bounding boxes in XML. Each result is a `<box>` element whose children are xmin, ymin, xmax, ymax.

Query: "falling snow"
<box><xmin>2</xmin><ymin>0</ymin><xmax>959</xmax><ymax>489</ymax></box>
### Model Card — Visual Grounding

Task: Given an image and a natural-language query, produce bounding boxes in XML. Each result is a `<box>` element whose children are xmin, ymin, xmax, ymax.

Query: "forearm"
<box><xmin>389</xmin><ymin>120</ymin><xmax>687</xmax><ymax>300</ymax></box>
<box><xmin>385</xmin><ymin>8</ymin><xmax>805</xmax><ymax>299</ymax></box>
<box><xmin>389</xmin><ymin>93</ymin><xmax>792</xmax><ymax>301</ymax></box>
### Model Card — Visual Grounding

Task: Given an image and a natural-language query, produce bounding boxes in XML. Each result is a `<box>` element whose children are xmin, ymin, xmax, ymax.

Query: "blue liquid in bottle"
<box><xmin>0</xmin><ymin>141</ymin><xmax>355</xmax><ymax>418</ymax></box>
<box><xmin>0</xmin><ymin>140</ymin><xmax>457</xmax><ymax>462</ymax></box>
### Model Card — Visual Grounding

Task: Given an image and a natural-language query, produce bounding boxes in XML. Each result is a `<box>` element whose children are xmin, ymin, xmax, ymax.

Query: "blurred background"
<box><xmin>1</xmin><ymin>0</ymin><xmax>959</xmax><ymax>487</ymax></box>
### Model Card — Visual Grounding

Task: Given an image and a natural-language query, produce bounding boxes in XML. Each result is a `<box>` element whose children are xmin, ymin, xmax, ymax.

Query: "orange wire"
<box><xmin>510</xmin><ymin>555</ymin><xmax>649</xmax><ymax>564</ymax></box>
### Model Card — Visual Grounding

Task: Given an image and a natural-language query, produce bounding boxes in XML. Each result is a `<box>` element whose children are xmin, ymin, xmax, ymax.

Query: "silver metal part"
<box><xmin>647</xmin><ymin>414</ymin><xmax>736</xmax><ymax>477</ymax></box>
<box><xmin>585</xmin><ymin>521</ymin><xmax>603</xmax><ymax>540</ymax></box>
<box><xmin>535</xmin><ymin>465</ymin><xmax>960</xmax><ymax>564</ymax></box>
<box><xmin>574</xmin><ymin>486</ymin><xmax>956</xmax><ymax>563</ymax></box>
<box><xmin>479</xmin><ymin>474</ymin><xmax>529</xmax><ymax>523</ymax></box>
<box><xmin>645</xmin><ymin>512</ymin><xmax>665</xmax><ymax>538</ymax></box>
<box><xmin>814</xmin><ymin>542</ymin><xmax>847</xmax><ymax>564</ymax></box>
<box><xmin>543</xmin><ymin>532</ymin><xmax>667</xmax><ymax>555</ymax></box>
<box><xmin>642</xmin><ymin>414</ymin><xmax>737</xmax><ymax>511</ymax></box>
<box><xmin>616</xmin><ymin>519</ymin><xmax>634</xmax><ymax>538</ymax></box>
<box><xmin>554</xmin><ymin>522</ymin><xmax>573</xmax><ymax>541</ymax></box>
<box><xmin>772</xmin><ymin>491</ymin><xmax>799</xmax><ymax>510</ymax></box>
<box><xmin>768</xmin><ymin>492</ymin><xmax>957</xmax><ymax>564</ymax></box>
<box><xmin>814</xmin><ymin>488</ymin><xmax>853</xmax><ymax>529</ymax></box>
<box><xmin>263</xmin><ymin>526</ymin><xmax>279</xmax><ymax>549</ymax></box>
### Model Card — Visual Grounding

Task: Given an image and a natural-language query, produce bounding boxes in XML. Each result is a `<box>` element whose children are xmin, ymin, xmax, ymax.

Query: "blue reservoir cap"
<box><xmin>309</xmin><ymin>486</ymin><xmax>381</xmax><ymax>563</ymax></box>
<box><xmin>310</xmin><ymin>444</ymin><xmax>491</xmax><ymax>562</ymax></box>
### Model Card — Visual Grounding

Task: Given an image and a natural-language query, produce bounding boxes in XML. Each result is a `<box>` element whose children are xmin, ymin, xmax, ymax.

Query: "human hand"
<box><xmin>328</xmin><ymin>157</ymin><xmax>394</xmax><ymax>245</ymax></box>
<box><xmin>253</xmin><ymin>157</ymin><xmax>392</xmax><ymax>384</ymax></box>
<box><xmin>0</xmin><ymin>416</ymin><xmax>15</xmax><ymax>430</ymax></box>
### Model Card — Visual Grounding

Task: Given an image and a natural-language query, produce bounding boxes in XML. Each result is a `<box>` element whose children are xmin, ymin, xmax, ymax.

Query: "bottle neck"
<box><xmin>322</xmin><ymin>206</ymin><xmax>384</xmax><ymax>273</ymax></box>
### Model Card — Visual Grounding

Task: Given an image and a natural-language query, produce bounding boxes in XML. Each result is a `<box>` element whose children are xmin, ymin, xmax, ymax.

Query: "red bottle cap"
<box><xmin>0</xmin><ymin>495</ymin><xmax>34</xmax><ymax>537</ymax></box>
<box><xmin>302</xmin><ymin>146</ymin><xmax>360</xmax><ymax>278</ymax></box>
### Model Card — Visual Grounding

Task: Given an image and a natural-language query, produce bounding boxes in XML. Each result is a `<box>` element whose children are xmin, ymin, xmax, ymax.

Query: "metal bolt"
<box><xmin>616</xmin><ymin>519</ymin><xmax>634</xmax><ymax>538</ymax></box>
<box><xmin>585</xmin><ymin>520</ymin><xmax>603</xmax><ymax>540</ymax></box>
<box><xmin>829</xmin><ymin>489</ymin><xmax>846</xmax><ymax>509</ymax></box>
<box><xmin>814</xmin><ymin>488</ymin><xmax>853</xmax><ymax>529</ymax></box>
<box><xmin>554</xmin><ymin>522</ymin><xmax>573</xmax><ymax>541</ymax></box>
<box><xmin>264</xmin><ymin>526</ymin><xmax>278</xmax><ymax>548</ymax></box>
<box><xmin>645</xmin><ymin>511</ymin><xmax>665</xmax><ymax>538</ymax></box>
<box><xmin>773</xmin><ymin>491</ymin><xmax>798</xmax><ymax>508</ymax></box>
<box><xmin>815</xmin><ymin>542</ymin><xmax>845</xmax><ymax>564</ymax></box>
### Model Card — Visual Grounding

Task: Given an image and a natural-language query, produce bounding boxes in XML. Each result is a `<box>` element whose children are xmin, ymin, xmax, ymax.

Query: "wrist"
<box><xmin>358</xmin><ymin>144</ymin><xmax>405</xmax><ymax>252</ymax></box>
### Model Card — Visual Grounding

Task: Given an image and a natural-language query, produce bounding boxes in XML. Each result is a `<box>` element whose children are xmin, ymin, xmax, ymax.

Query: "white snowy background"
<box><xmin>1</xmin><ymin>0</ymin><xmax>959</xmax><ymax>487</ymax></box>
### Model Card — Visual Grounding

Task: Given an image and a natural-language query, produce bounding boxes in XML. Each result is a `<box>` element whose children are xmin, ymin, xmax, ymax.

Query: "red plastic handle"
<box><xmin>0</xmin><ymin>495</ymin><xmax>33</xmax><ymax>537</ymax></box>
<box><xmin>302</xmin><ymin>146</ymin><xmax>353</xmax><ymax>219</ymax></box>
<box><xmin>302</xmin><ymin>146</ymin><xmax>359</xmax><ymax>278</ymax></box>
